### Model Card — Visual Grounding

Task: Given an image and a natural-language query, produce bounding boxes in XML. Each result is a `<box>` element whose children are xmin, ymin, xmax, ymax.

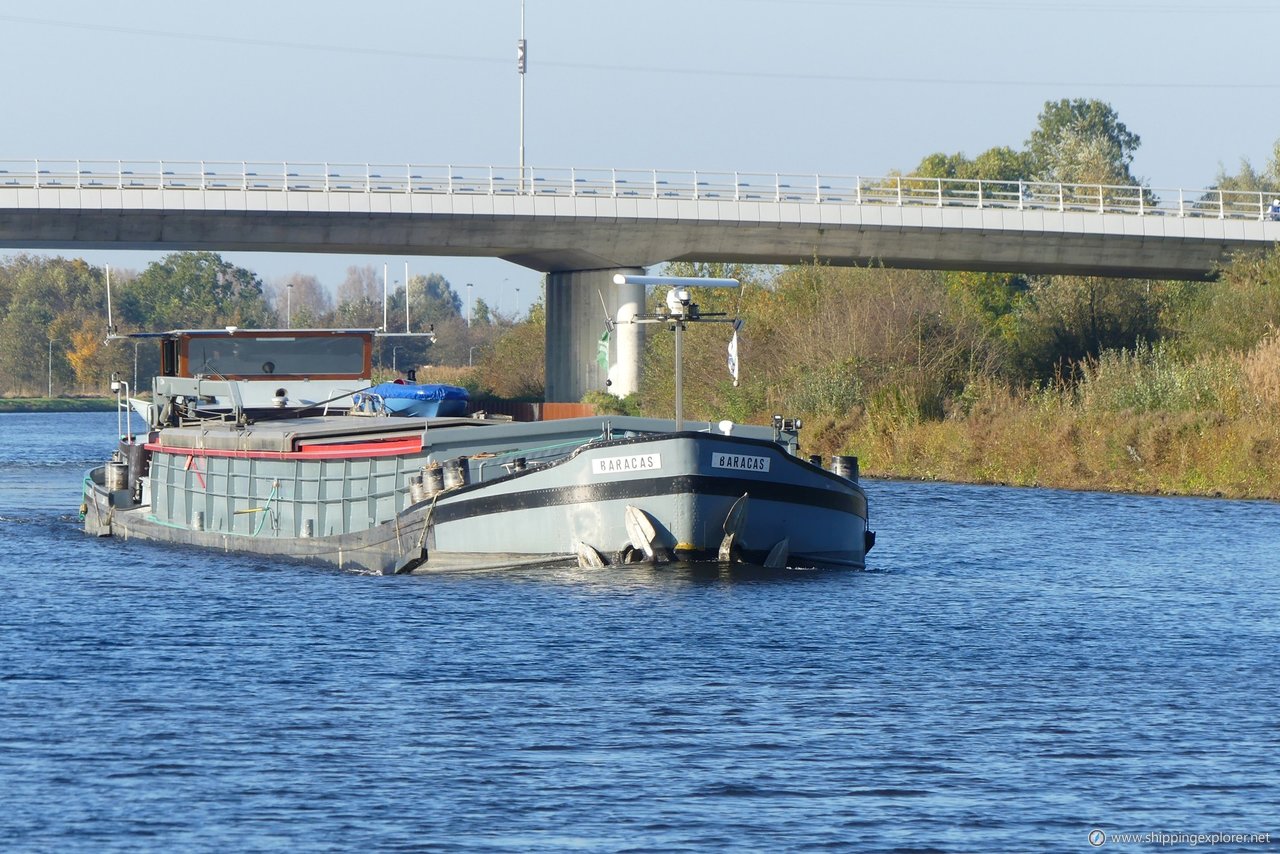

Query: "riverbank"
<box><xmin>846</xmin><ymin>407</ymin><xmax>1280</xmax><ymax>501</ymax></box>
<box><xmin>0</xmin><ymin>398</ymin><xmax>115</xmax><ymax>413</ymax></box>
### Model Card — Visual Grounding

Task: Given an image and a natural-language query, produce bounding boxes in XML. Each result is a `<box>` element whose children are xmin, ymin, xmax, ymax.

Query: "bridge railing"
<box><xmin>1</xmin><ymin>160</ymin><xmax>1275</xmax><ymax>222</ymax></box>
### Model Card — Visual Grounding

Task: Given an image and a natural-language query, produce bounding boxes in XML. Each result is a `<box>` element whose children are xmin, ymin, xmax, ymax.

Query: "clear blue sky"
<box><xmin>2</xmin><ymin>0</ymin><xmax>1276</xmax><ymax>313</ymax></box>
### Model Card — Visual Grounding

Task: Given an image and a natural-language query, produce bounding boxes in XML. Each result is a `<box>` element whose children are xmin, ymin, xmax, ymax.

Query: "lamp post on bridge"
<box><xmin>392</xmin><ymin>345</ymin><xmax>403</xmax><ymax>375</ymax></box>
<box><xmin>517</xmin><ymin>0</ymin><xmax>526</xmax><ymax>190</ymax></box>
<box><xmin>286</xmin><ymin>281</ymin><xmax>293</xmax><ymax>328</ymax></box>
<box><xmin>467</xmin><ymin>282</ymin><xmax>473</xmax><ymax>327</ymax></box>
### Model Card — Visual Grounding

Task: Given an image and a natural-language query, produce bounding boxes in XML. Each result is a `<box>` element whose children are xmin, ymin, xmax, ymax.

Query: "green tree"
<box><xmin>119</xmin><ymin>252</ymin><xmax>270</xmax><ymax>329</ymax></box>
<box><xmin>1213</xmin><ymin>138</ymin><xmax>1280</xmax><ymax>193</ymax></box>
<box><xmin>913</xmin><ymin>146</ymin><xmax>1031</xmax><ymax>183</ymax></box>
<box><xmin>1007</xmin><ymin>275</ymin><xmax>1164</xmax><ymax>379</ymax></box>
<box><xmin>1026</xmin><ymin>98</ymin><xmax>1143</xmax><ymax>186</ymax></box>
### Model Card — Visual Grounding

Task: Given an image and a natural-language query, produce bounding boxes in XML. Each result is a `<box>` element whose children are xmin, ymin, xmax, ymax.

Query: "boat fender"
<box><xmin>832</xmin><ymin>455</ymin><xmax>859</xmax><ymax>481</ymax></box>
<box><xmin>865</xmin><ymin>530</ymin><xmax>876</xmax><ymax>554</ymax></box>
<box><xmin>423</xmin><ymin>465</ymin><xmax>445</xmax><ymax>496</ymax></box>
<box><xmin>442</xmin><ymin>457</ymin><xmax>470</xmax><ymax>490</ymax></box>
<box><xmin>409</xmin><ymin>474</ymin><xmax>428</xmax><ymax>504</ymax></box>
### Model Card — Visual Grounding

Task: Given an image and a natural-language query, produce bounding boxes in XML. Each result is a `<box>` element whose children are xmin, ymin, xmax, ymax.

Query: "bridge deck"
<box><xmin>0</xmin><ymin>160</ymin><xmax>1276</xmax><ymax>279</ymax></box>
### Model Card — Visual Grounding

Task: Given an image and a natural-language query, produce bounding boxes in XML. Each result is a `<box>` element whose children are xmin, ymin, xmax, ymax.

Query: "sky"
<box><xmin>2</xmin><ymin>0</ymin><xmax>1277</xmax><ymax>315</ymax></box>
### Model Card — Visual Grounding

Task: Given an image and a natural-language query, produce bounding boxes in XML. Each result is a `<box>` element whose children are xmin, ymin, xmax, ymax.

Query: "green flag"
<box><xmin>597</xmin><ymin>330</ymin><xmax>610</xmax><ymax>371</ymax></box>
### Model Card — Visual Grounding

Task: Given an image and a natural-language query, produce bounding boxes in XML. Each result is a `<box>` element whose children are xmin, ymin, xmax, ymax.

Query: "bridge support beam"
<box><xmin>545</xmin><ymin>267</ymin><xmax>645</xmax><ymax>403</ymax></box>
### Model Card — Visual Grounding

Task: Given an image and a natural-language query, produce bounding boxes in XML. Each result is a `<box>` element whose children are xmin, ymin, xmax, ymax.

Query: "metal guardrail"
<box><xmin>2</xmin><ymin>159</ymin><xmax>1277</xmax><ymax>222</ymax></box>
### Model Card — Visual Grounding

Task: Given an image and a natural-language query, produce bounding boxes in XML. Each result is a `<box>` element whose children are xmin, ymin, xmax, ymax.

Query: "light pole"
<box><xmin>514</xmin><ymin>287</ymin><xmax>521</xmax><ymax>319</ymax></box>
<box><xmin>392</xmin><ymin>345</ymin><xmax>404</xmax><ymax>375</ymax></box>
<box><xmin>47</xmin><ymin>339</ymin><xmax>55</xmax><ymax>398</ymax></box>
<box><xmin>517</xmin><ymin>0</ymin><xmax>526</xmax><ymax>190</ymax></box>
<box><xmin>469</xmin><ymin>345</ymin><xmax>480</xmax><ymax>366</ymax></box>
<box><xmin>466</xmin><ymin>282</ymin><xmax>473</xmax><ymax>327</ymax></box>
<box><xmin>286</xmin><ymin>281</ymin><xmax>293</xmax><ymax>328</ymax></box>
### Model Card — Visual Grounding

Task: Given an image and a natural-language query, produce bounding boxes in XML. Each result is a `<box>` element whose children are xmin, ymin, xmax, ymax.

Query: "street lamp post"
<box><xmin>469</xmin><ymin>345</ymin><xmax>480</xmax><ymax>366</ymax></box>
<box><xmin>466</xmin><ymin>282</ymin><xmax>473</xmax><ymax>327</ymax></box>
<box><xmin>518</xmin><ymin>0</ymin><xmax>526</xmax><ymax>190</ymax></box>
<box><xmin>392</xmin><ymin>345</ymin><xmax>403</xmax><ymax>375</ymax></box>
<box><xmin>286</xmin><ymin>281</ymin><xmax>293</xmax><ymax>328</ymax></box>
<box><xmin>47</xmin><ymin>339</ymin><xmax>55</xmax><ymax>398</ymax></box>
<box><xmin>515</xmin><ymin>287</ymin><xmax>521</xmax><ymax>319</ymax></box>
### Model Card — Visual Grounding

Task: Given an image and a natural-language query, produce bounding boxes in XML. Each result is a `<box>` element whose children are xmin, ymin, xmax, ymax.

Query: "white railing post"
<box><xmin>571</xmin><ymin>167</ymin><xmax>577</xmax><ymax>197</ymax></box>
<box><xmin>734</xmin><ymin>171</ymin><xmax>740</xmax><ymax>202</ymax></box>
<box><xmin>897</xmin><ymin>176</ymin><xmax>903</xmax><ymax>206</ymax></box>
<box><xmin>977</xmin><ymin>180</ymin><xmax>984</xmax><ymax>209</ymax></box>
<box><xmin>283</xmin><ymin>161</ymin><xmax>289</xmax><ymax>192</ymax></box>
<box><xmin>75</xmin><ymin>159</ymin><xmax>81</xmax><ymax>190</ymax></box>
<box><xmin>365</xmin><ymin>164</ymin><xmax>370</xmax><ymax>194</ymax></box>
<box><xmin>159</xmin><ymin>160</ymin><xmax>164</xmax><ymax>190</ymax></box>
<box><xmin>612</xmin><ymin>169</ymin><xmax>618</xmax><ymax>198</ymax></box>
<box><xmin>33</xmin><ymin>158</ymin><xmax>39</xmax><ymax>189</ymax></box>
<box><xmin>1178</xmin><ymin>188</ymin><xmax>1184</xmax><ymax>217</ymax></box>
<box><xmin>1219</xmin><ymin>190</ymin><xmax>1224</xmax><ymax>220</ymax></box>
<box><xmin>448</xmin><ymin>165</ymin><xmax>453</xmax><ymax>195</ymax></box>
<box><xmin>489</xmin><ymin>165</ymin><xmax>494</xmax><ymax>195</ymax></box>
<box><xmin>1058</xmin><ymin>184</ymin><xmax>1064</xmax><ymax>212</ymax></box>
<box><xmin>774</xmin><ymin>173</ymin><xmax>780</xmax><ymax>203</ymax></box>
<box><xmin>324</xmin><ymin>163</ymin><xmax>329</xmax><ymax>193</ymax></box>
<box><xmin>118</xmin><ymin>159</ymin><xmax>123</xmax><ymax>191</ymax></box>
<box><xmin>815</xmin><ymin>173</ymin><xmax>821</xmax><ymax>204</ymax></box>
<box><xmin>693</xmin><ymin>170</ymin><xmax>699</xmax><ymax>200</ymax></box>
<box><xmin>408</xmin><ymin>163</ymin><xmax>412</xmax><ymax>194</ymax></box>
<box><xmin>936</xmin><ymin>177</ymin><xmax>943</xmax><ymax>208</ymax></box>
<box><xmin>243</xmin><ymin>161</ymin><xmax>248</xmax><ymax>192</ymax></box>
<box><xmin>856</xmin><ymin>177</ymin><xmax>862</xmax><ymax>205</ymax></box>
<box><xmin>653</xmin><ymin>169</ymin><xmax>658</xmax><ymax>200</ymax></box>
<box><xmin>1138</xmin><ymin>188</ymin><xmax>1144</xmax><ymax>216</ymax></box>
<box><xmin>1098</xmin><ymin>184</ymin><xmax>1104</xmax><ymax>214</ymax></box>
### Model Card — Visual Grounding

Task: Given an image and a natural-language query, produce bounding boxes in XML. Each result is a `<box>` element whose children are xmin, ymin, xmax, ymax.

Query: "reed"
<box><xmin>840</xmin><ymin>340</ymin><xmax>1280</xmax><ymax>499</ymax></box>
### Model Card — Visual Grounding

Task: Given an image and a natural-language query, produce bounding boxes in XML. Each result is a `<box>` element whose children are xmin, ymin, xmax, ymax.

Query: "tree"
<box><xmin>1026</xmin><ymin>98</ymin><xmax>1143</xmax><ymax>186</ymax></box>
<box><xmin>408</xmin><ymin>272</ymin><xmax>463</xmax><ymax>327</ymax></box>
<box><xmin>913</xmin><ymin>146</ymin><xmax>1031</xmax><ymax>183</ymax></box>
<box><xmin>1007</xmin><ymin>275</ymin><xmax>1164</xmax><ymax>380</ymax></box>
<box><xmin>267</xmin><ymin>273</ymin><xmax>333</xmax><ymax>326</ymax></box>
<box><xmin>336</xmin><ymin>265</ymin><xmax>382</xmax><ymax>306</ymax></box>
<box><xmin>119</xmin><ymin>252</ymin><xmax>270</xmax><ymax>329</ymax></box>
<box><xmin>471</xmin><ymin>297</ymin><xmax>495</xmax><ymax>327</ymax></box>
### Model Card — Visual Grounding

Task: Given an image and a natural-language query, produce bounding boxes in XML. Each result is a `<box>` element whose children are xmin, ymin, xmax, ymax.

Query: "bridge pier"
<box><xmin>545</xmin><ymin>268</ymin><xmax>646</xmax><ymax>403</ymax></box>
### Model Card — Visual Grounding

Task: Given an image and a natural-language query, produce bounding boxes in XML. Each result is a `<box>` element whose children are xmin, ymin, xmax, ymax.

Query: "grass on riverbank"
<box><xmin>829</xmin><ymin>335</ymin><xmax>1280</xmax><ymax>500</ymax></box>
<box><xmin>0</xmin><ymin>397</ymin><xmax>115</xmax><ymax>413</ymax></box>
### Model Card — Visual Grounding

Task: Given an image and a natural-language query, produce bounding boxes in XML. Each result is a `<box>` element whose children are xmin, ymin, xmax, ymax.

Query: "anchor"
<box><xmin>718</xmin><ymin>492</ymin><xmax>749</xmax><ymax>562</ymax></box>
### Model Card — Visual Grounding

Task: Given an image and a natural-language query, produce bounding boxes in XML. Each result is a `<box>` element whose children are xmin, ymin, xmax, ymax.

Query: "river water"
<box><xmin>1</xmin><ymin>412</ymin><xmax>1277</xmax><ymax>852</ymax></box>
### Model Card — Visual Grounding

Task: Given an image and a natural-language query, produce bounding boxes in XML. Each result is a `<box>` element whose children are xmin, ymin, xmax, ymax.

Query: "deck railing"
<box><xmin>2</xmin><ymin>159</ymin><xmax>1276</xmax><ymax>222</ymax></box>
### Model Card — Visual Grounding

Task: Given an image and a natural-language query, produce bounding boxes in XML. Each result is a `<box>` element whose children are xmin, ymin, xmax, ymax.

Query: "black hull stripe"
<box><xmin>432</xmin><ymin>474</ymin><xmax>867</xmax><ymax>524</ymax></box>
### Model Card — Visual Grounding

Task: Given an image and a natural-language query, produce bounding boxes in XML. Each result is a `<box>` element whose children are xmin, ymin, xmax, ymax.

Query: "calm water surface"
<box><xmin>1</xmin><ymin>412</ymin><xmax>1278</xmax><ymax>852</ymax></box>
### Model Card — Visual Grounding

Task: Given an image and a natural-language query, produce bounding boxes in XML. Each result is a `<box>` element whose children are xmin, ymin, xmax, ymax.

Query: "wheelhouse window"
<box><xmin>181</xmin><ymin>333</ymin><xmax>370</xmax><ymax>379</ymax></box>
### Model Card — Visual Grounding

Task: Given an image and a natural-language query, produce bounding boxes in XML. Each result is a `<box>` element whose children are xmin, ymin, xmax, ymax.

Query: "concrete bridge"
<box><xmin>1</xmin><ymin>159</ymin><xmax>1277</xmax><ymax>400</ymax></box>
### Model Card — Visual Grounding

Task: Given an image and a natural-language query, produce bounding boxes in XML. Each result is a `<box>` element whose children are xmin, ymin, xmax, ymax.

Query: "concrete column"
<box><xmin>545</xmin><ymin>267</ymin><xmax>645</xmax><ymax>402</ymax></box>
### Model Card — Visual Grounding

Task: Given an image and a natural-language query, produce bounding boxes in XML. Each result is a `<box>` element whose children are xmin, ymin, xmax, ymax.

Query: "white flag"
<box><xmin>727</xmin><ymin>330</ymin><xmax>740</xmax><ymax>387</ymax></box>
